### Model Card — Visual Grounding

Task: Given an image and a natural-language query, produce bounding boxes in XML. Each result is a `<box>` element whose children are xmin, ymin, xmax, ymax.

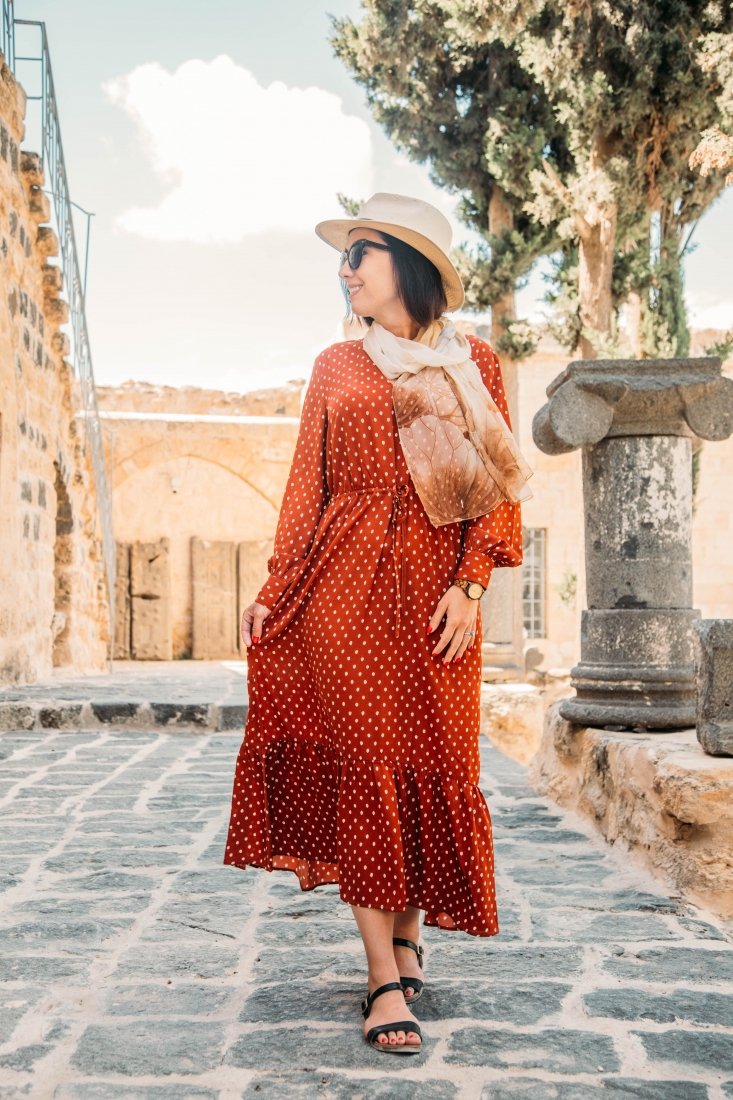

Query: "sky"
<box><xmin>13</xmin><ymin>0</ymin><xmax>733</xmax><ymax>393</ymax></box>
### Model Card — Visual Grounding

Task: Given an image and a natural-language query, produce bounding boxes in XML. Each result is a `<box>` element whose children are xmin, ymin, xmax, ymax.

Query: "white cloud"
<box><xmin>686</xmin><ymin>289</ymin><xmax>733</xmax><ymax>331</ymax></box>
<box><xmin>105</xmin><ymin>56</ymin><xmax>374</xmax><ymax>242</ymax></box>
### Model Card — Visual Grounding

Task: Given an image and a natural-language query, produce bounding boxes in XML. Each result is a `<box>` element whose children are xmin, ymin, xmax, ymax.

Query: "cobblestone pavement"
<box><xmin>1</xmin><ymin>726</ymin><xmax>732</xmax><ymax>1100</ymax></box>
<box><xmin>0</xmin><ymin>662</ymin><xmax>249</xmax><ymax>732</ymax></box>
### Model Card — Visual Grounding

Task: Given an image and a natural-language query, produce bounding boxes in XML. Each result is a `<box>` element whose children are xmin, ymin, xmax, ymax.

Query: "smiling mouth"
<box><xmin>347</xmin><ymin>284</ymin><xmax>363</xmax><ymax>297</ymax></box>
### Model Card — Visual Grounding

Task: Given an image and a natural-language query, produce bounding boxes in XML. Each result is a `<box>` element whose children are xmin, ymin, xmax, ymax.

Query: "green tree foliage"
<box><xmin>445</xmin><ymin>0</ymin><xmax>733</xmax><ymax>357</ymax></box>
<box><xmin>331</xmin><ymin>2</ymin><xmax>573</xmax><ymax>358</ymax></box>
<box><xmin>334</xmin><ymin>0</ymin><xmax>733</xmax><ymax>359</ymax></box>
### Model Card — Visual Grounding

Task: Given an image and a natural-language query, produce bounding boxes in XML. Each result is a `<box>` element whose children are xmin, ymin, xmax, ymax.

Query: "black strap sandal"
<box><xmin>361</xmin><ymin>981</ymin><xmax>422</xmax><ymax>1055</ymax></box>
<box><xmin>393</xmin><ymin>937</ymin><xmax>425</xmax><ymax>1003</ymax></box>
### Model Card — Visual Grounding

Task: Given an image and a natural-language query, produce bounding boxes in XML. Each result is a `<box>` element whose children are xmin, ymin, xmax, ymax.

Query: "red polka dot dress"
<box><xmin>224</xmin><ymin>335</ymin><xmax>523</xmax><ymax>937</ymax></box>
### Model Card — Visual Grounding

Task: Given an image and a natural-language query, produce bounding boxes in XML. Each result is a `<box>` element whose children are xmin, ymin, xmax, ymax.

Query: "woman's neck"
<box><xmin>369</xmin><ymin>305</ymin><xmax>420</xmax><ymax>341</ymax></box>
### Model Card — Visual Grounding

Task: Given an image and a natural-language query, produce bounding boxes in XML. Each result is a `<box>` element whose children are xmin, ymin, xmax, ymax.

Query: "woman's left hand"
<box><xmin>429</xmin><ymin>584</ymin><xmax>479</xmax><ymax>665</ymax></box>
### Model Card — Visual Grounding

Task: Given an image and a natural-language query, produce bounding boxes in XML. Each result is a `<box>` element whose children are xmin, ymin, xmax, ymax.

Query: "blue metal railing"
<box><xmin>2</xmin><ymin>3</ymin><xmax>115</xmax><ymax>659</ymax></box>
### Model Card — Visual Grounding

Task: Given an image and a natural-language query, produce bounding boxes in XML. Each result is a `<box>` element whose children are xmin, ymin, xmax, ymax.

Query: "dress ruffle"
<box><xmin>224</xmin><ymin>735</ymin><xmax>499</xmax><ymax>938</ymax></box>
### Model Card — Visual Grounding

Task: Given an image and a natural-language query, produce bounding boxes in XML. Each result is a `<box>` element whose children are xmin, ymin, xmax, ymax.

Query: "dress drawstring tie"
<box><xmin>391</xmin><ymin>485</ymin><xmax>412</xmax><ymax>637</ymax></box>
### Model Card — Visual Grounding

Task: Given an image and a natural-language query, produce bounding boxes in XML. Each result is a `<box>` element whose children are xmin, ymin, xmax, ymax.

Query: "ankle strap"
<box><xmin>393</xmin><ymin>938</ymin><xmax>424</xmax><ymax>968</ymax></box>
<box><xmin>361</xmin><ymin>980</ymin><xmax>404</xmax><ymax>1019</ymax></box>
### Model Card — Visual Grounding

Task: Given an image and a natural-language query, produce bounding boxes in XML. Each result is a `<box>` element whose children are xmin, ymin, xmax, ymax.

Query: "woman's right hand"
<box><xmin>241</xmin><ymin>602</ymin><xmax>271</xmax><ymax>648</ymax></box>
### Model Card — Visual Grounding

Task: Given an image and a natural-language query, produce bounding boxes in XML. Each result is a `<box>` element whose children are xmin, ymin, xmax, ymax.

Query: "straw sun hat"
<box><xmin>316</xmin><ymin>192</ymin><xmax>465</xmax><ymax>312</ymax></box>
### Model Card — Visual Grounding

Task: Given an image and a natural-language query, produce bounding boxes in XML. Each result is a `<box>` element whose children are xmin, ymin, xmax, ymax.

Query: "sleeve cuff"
<box><xmin>255</xmin><ymin>573</ymin><xmax>290</xmax><ymax>609</ymax></box>
<box><xmin>455</xmin><ymin>551</ymin><xmax>495</xmax><ymax>590</ymax></box>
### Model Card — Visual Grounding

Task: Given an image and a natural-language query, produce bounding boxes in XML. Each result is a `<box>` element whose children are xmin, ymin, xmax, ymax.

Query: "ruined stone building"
<box><xmin>0</xmin><ymin>55</ymin><xmax>108</xmax><ymax>685</ymax></box>
<box><xmin>97</xmin><ymin>381</ymin><xmax>302</xmax><ymax>661</ymax></box>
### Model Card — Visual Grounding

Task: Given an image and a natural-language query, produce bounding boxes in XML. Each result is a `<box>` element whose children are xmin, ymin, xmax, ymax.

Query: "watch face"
<box><xmin>468</xmin><ymin>582</ymin><xmax>483</xmax><ymax>600</ymax></box>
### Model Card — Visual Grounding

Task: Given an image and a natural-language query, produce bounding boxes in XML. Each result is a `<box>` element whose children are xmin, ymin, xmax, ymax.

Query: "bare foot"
<box><xmin>364</xmin><ymin>984</ymin><xmax>421</xmax><ymax>1049</ymax></box>
<box><xmin>393</xmin><ymin>942</ymin><xmax>424</xmax><ymax>999</ymax></box>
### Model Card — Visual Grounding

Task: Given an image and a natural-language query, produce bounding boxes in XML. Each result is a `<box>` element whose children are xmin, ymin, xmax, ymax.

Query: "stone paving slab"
<box><xmin>0</xmin><ymin>662</ymin><xmax>249</xmax><ymax>732</ymax></box>
<box><xmin>0</xmin><ymin>726</ymin><xmax>732</xmax><ymax>1099</ymax></box>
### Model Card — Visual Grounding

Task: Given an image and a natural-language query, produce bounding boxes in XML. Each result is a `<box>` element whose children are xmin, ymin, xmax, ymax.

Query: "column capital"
<box><xmin>533</xmin><ymin>356</ymin><xmax>733</xmax><ymax>454</ymax></box>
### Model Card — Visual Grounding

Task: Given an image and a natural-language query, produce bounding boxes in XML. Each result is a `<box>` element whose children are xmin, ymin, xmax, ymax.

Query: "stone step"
<box><xmin>0</xmin><ymin>698</ymin><xmax>249</xmax><ymax>732</ymax></box>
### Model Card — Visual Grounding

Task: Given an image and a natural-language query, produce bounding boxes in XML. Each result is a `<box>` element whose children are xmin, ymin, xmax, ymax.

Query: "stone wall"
<box><xmin>97</xmin><ymin>378</ymin><xmax>304</xmax><ymax>418</ymax></box>
<box><xmin>0</xmin><ymin>58</ymin><xmax>107</xmax><ymax>685</ymax></box>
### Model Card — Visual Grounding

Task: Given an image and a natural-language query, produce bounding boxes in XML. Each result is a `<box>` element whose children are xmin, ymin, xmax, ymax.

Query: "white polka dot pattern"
<box><xmin>224</xmin><ymin>335</ymin><xmax>523</xmax><ymax>937</ymax></box>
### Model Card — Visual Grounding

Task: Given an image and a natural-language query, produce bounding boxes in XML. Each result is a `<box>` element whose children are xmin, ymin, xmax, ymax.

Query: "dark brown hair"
<box><xmin>342</xmin><ymin>231</ymin><xmax>447</xmax><ymax>328</ymax></box>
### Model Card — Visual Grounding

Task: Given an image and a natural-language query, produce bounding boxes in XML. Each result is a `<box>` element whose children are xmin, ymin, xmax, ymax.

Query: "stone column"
<box><xmin>532</xmin><ymin>356</ymin><xmax>733</xmax><ymax>731</ymax></box>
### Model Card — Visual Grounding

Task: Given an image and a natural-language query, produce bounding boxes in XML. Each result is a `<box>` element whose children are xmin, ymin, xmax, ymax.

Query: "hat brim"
<box><xmin>315</xmin><ymin>217</ymin><xmax>465</xmax><ymax>313</ymax></box>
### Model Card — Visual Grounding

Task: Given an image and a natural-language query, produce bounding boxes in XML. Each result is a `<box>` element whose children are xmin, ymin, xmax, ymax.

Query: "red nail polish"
<box><xmin>252</xmin><ymin>636</ymin><xmax>260</xmax><ymax>644</ymax></box>
<box><xmin>426</xmin><ymin>626</ymin><xmax>433</xmax><ymax>634</ymax></box>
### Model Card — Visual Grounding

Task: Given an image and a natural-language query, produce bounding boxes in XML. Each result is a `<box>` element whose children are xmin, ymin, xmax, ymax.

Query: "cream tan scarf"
<box><xmin>363</xmin><ymin>319</ymin><xmax>533</xmax><ymax>527</ymax></box>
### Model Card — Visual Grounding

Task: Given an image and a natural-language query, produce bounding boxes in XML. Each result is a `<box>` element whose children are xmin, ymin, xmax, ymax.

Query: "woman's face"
<box><xmin>338</xmin><ymin>228</ymin><xmax>399</xmax><ymax>320</ymax></box>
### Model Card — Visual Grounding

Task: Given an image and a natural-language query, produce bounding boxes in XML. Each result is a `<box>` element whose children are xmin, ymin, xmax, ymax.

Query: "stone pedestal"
<box><xmin>532</xmin><ymin>356</ymin><xmax>733</xmax><ymax>730</ymax></box>
<box><xmin>694</xmin><ymin>620</ymin><xmax>733</xmax><ymax>756</ymax></box>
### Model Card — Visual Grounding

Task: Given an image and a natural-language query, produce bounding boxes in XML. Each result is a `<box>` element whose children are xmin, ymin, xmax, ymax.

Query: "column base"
<box><xmin>559</xmin><ymin>608</ymin><xmax>699</xmax><ymax>730</ymax></box>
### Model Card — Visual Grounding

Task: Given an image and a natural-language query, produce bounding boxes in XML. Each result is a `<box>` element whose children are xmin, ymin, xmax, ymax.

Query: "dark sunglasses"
<box><xmin>339</xmin><ymin>238</ymin><xmax>391</xmax><ymax>270</ymax></box>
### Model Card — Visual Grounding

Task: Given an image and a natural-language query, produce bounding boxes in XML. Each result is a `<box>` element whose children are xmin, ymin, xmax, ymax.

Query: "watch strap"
<box><xmin>453</xmin><ymin>578</ymin><xmax>485</xmax><ymax>599</ymax></box>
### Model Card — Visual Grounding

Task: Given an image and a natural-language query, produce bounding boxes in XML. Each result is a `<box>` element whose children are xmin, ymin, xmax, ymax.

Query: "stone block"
<box><xmin>0</xmin><ymin>956</ymin><xmax>89</xmax><ymax>982</ymax></box>
<box><xmin>530</xmin><ymin>705</ymin><xmax>733</xmax><ymax>917</ymax></box>
<box><xmin>0</xmin><ymin>702</ymin><xmax>36</xmax><ymax>729</ymax></box>
<box><xmin>694</xmin><ymin>619</ymin><xmax>733</xmax><ymax>755</ymax></box>
<box><xmin>482</xmin><ymin>1082</ymin><xmax>707</xmax><ymax>1100</ymax></box>
<box><xmin>90</xmin><ymin>702</ymin><xmax>139</xmax><ymax>725</ymax></box>
<box><xmin>131</xmin><ymin>539</ymin><xmax>172</xmax><ymax>660</ymax></box>
<box><xmin>415</xmin><ymin>980</ymin><xmax>570</xmax><ymax>1024</ymax></box>
<box><xmin>255</xmin><ymin>918</ymin><xmax>362</xmax><ymax>946</ymax></box>
<box><xmin>0</xmin><ymin>1043</ymin><xmax>53</xmax><ymax>1070</ymax></box>
<box><xmin>102</xmin><ymin>983</ymin><xmax>232</xmax><ymax>1017</ymax></box>
<box><xmin>39</xmin><ymin>703</ymin><xmax>84</xmax><ymax>729</ymax></box>
<box><xmin>192</xmin><ymin>537</ymin><xmax>238</xmax><ymax>659</ymax></box>
<box><xmin>604</xmin><ymin>947</ymin><xmax>733</xmax><ymax>984</ymax></box>
<box><xmin>636</xmin><ymin>1029</ymin><xmax>733</xmax><ymax>1072</ymax></box>
<box><xmin>149</xmin><ymin>702</ymin><xmax>210</xmax><ymax>728</ymax></box>
<box><xmin>425</xmin><ymin>945</ymin><xmax>584</xmax><ymax>981</ymax></box>
<box><xmin>57</xmin><ymin>1086</ymin><xmax>218</xmax><ymax>1100</ymax></box>
<box><xmin>243</xmin><ymin>1076</ymin><xmax>456</xmax><ymax>1099</ymax></box>
<box><xmin>584</xmin><ymin>986</ymin><xmax>733</xmax><ymax>1025</ymax></box>
<box><xmin>114</xmin><ymin>942</ymin><xmax>238</xmax><ymax>980</ymax></box>
<box><xmin>531</xmin><ymin>910</ymin><xmax>678</xmax><ymax>944</ymax></box>
<box><xmin>239</xmin><ymin>982</ymin><xmax>365</xmax><ymax>1024</ymax></box>
<box><xmin>445</xmin><ymin>1026</ymin><xmax>620</xmax><ymax>1073</ymax></box>
<box><xmin>225</xmin><ymin>1026</ymin><xmax>432</xmax><ymax>1070</ymax></box>
<box><xmin>72</xmin><ymin>1020</ymin><xmax>225</xmax><ymax>1076</ymax></box>
<box><xmin>217</xmin><ymin>703</ymin><xmax>249</xmax><ymax>730</ymax></box>
<box><xmin>251</xmin><ymin>948</ymin><xmax>364</xmax><ymax>984</ymax></box>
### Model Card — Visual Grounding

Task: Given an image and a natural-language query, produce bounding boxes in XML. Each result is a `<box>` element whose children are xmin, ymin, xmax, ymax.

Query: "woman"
<box><xmin>225</xmin><ymin>193</ymin><xmax>532</xmax><ymax>1054</ymax></box>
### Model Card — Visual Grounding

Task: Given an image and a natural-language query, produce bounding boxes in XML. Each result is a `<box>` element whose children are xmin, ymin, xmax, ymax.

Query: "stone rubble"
<box><xmin>1</xmin><ymin>717</ymin><xmax>732</xmax><ymax>1098</ymax></box>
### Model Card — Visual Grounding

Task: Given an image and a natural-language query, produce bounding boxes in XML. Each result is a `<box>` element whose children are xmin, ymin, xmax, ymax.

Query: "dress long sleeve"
<box><xmin>455</xmin><ymin>337</ymin><xmax>524</xmax><ymax>588</ymax></box>
<box><xmin>256</xmin><ymin>357</ymin><xmax>329</xmax><ymax>609</ymax></box>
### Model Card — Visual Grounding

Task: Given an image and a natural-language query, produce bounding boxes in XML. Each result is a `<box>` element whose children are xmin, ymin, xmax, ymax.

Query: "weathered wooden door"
<box><xmin>191</xmin><ymin>538</ymin><xmax>239</xmax><ymax>659</ymax></box>
<box><xmin>114</xmin><ymin>542</ymin><xmax>132</xmax><ymax>659</ymax></box>
<box><xmin>238</xmin><ymin>540</ymin><xmax>274</xmax><ymax>655</ymax></box>
<box><xmin>130</xmin><ymin>539</ymin><xmax>172</xmax><ymax>660</ymax></box>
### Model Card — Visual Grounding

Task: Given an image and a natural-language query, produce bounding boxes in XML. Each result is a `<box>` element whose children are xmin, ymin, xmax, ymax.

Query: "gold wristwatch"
<box><xmin>453</xmin><ymin>578</ymin><xmax>485</xmax><ymax>600</ymax></box>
